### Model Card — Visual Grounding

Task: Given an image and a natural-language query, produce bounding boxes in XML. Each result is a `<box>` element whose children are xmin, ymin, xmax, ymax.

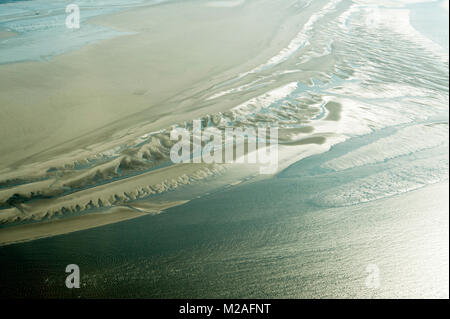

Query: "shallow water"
<box><xmin>0</xmin><ymin>0</ymin><xmax>448</xmax><ymax>298</ymax></box>
<box><xmin>410</xmin><ymin>0</ymin><xmax>449</xmax><ymax>49</ymax></box>
<box><xmin>0</xmin><ymin>120</ymin><xmax>447</xmax><ymax>298</ymax></box>
<box><xmin>0</xmin><ymin>0</ymin><xmax>164</xmax><ymax>64</ymax></box>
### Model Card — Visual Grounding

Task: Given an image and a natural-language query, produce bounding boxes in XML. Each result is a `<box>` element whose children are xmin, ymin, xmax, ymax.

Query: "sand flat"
<box><xmin>0</xmin><ymin>0</ymin><xmax>321</xmax><ymax>170</ymax></box>
<box><xmin>0</xmin><ymin>200</ymin><xmax>187</xmax><ymax>246</ymax></box>
<box><xmin>324</xmin><ymin>102</ymin><xmax>342</xmax><ymax>121</ymax></box>
<box><xmin>0</xmin><ymin>0</ymin><xmax>336</xmax><ymax>245</ymax></box>
<box><xmin>0</xmin><ymin>162</ymin><xmax>224</xmax><ymax>225</ymax></box>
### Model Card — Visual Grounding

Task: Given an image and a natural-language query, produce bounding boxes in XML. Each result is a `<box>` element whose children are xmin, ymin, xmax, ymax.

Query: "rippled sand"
<box><xmin>0</xmin><ymin>0</ymin><xmax>448</xmax><ymax>299</ymax></box>
<box><xmin>0</xmin><ymin>0</ymin><xmax>324</xmax><ymax>241</ymax></box>
<box><xmin>0</xmin><ymin>0</ymin><xmax>448</xmax><ymax>251</ymax></box>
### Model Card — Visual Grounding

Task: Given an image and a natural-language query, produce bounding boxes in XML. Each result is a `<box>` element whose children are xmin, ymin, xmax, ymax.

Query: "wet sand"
<box><xmin>1</xmin><ymin>0</ymin><xmax>446</xmax><ymax>250</ymax></box>
<box><xmin>0</xmin><ymin>0</ymin><xmax>321</xmax><ymax>170</ymax></box>
<box><xmin>0</xmin><ymin>201</ymin><xmax>188</xmax><ymax>246</ymax></box>
<box><xmin>324</xmin><ymin>101</ymin><xmax>342</xmax><ymax>121</ymax></box>
<box><xmin>281</xmin><ymin>136</ymin><xmax>327</xmax><ymax>146</ymax></box>
<box><xmin>0</xmin><ymin>0</ymin><xmax>334</xmax><ymax>244</ymax></box>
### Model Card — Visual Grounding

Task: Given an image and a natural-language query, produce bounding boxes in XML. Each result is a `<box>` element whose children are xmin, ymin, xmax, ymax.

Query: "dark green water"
<box><xmin>0</xmin><ymin>121</ymin><xmax>448</xmax><ymax>298</ymax></box>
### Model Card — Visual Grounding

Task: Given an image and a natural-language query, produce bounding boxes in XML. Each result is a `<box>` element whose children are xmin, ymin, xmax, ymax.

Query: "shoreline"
<box><xmin>0</xmin><ymin>200</ymin><xmax>188</xmax><ymax>246</ymax></box>
<box><xmin>409</xmin><ymin>0</ymin><xmax>449</xmax><ymax>50</ymax></box>
<box><xmin>0</xmin><ymin>0</ymin><xmax>338</xmax><ymax>244</ymax></box>
<box><xmin>0</xmin><ymin>0</ymin><xmax>324</xmax><ymax>170</ymax></box>
<box><xmin>0</xmin><ymin>0</ymin><xmax>447</xmax><ymax>249</ymax></box>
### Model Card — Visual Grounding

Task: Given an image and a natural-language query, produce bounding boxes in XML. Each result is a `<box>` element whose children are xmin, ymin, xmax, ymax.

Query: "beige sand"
<box><xmin>0</xmin><ymin>200</ymin><xmax>187</xmax><ymax>246</ymax></box>
<box><xmin>0</xmin><ymin>0</ymin><xmax>321</xmax><ymax>170</ymax></box>
<box><xmin>0</xmin><ymin>0</ymin><xmax>334</xmax><ymax>244</ymax></box>
<box><xmin>281</xmin><ymin>135</ymin><xmax>327</xmax><ymax>146</ymax></box>
<box><xmin>324</xmin><ymin>101</ymin><xmax>342</xmax><ymax>121</ymax></box>
<box><xmin>278</xmin><ymin>126</ymin><xmax>315</xmax><ymax>142</ymax></box>
<box><xmin>0</xmin><ymin>163</ymin><xmax>225</xmax><ymax>224</ymax></box>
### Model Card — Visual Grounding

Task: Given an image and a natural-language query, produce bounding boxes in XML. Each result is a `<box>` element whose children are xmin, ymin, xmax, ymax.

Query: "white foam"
<box><xmin>317</xmin><ymin>154</ymin><xmax>449</xmax><ymax>207</ymax></box>
<box><xmin>322</xmin><ymin>124</ymin><xmax>449</xmax><ymax>171</ymax></box>
<box><xmin>363</xmin><ymin>6</ymin><xmax>448</xmax><ymax>60</ymax></box>
<box><xmin>238</xmin><ymin>0</ymin><xmax>342</xmax><ymax>77</ymax></box>
<box><xmin>231</xmin><ymin>82</ymin><xmax>298</xmax><ymax>117</ymax></box>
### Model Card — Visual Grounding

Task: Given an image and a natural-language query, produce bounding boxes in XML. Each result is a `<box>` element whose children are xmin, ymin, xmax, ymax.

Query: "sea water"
<box><xmin>0</xmin><ymin>0</ymin><xmax>164</xmax><ymax>64</ymax></box>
